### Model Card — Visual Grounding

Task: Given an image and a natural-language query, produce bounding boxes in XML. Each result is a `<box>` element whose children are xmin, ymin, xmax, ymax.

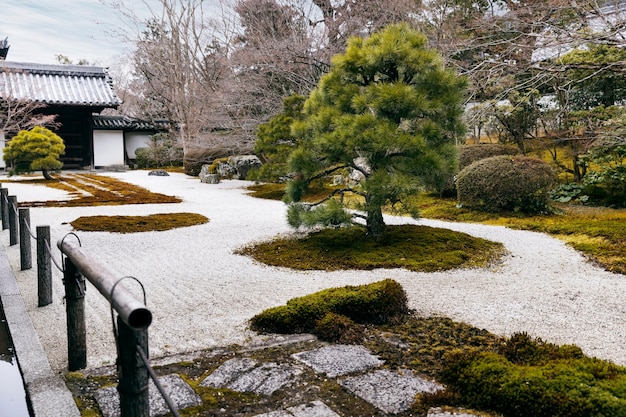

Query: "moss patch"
<box><xmin>5</xmin><ymin>173</ymin><xmax>181</xmax><ymax>207</ymax></box>
<box><xmin>70</xmin><ymin>213</ymin><xmax>209</xmax><ymax>233</ymax></box>
<box><xmin>237</xmin><ymin>225</ymin><xmax>504</xmax><ymax>272</ymax></box>
<box><xmin>250</xmin><ymin>279</ymin><xmax>409</xmax><ymax>335</ymax></box>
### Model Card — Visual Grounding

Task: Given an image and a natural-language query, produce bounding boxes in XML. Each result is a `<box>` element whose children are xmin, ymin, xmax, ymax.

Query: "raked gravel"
<box><xmin>1</xmin><ymin>170</ymin><xmax>625</xmax><ymax>371</ymax></box>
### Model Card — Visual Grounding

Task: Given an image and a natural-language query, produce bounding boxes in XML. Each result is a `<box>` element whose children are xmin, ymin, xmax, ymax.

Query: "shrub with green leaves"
<box><xmin>134</xmin><ymin>133</ymin><xmax>183</xmax><ymax>169</ymax></box>
<box><xmin>456</xmin><ymin>155</ymin><xmax>557</xmax><ymax>213</ymax></box>
<box><xmin>459</xmin><ymin>144</ymin><xmax>520</xmax><ymax>170</ymax></box>
<box><xmin>3</xmin><ymin>126</ymin><xmax>65</xmax><ymax>180</ymax></box>
<box><xmin>579</xmin><ymin>143</ymin><xmax>626</xmax><ymax>208</ymax></box>
<box><xmin>249</xmin><ymin>279</ymin><xmax>408</xmax><ymax>335</ymax></box>
<box><xmin>442</xmin><ymin>333</ymin><xmax>626</xmax><ymax>417</ymax></box>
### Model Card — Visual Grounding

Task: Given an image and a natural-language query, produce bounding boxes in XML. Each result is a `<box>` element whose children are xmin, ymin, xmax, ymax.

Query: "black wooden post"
<box><xmin>117</xmin><ymin>316</ymin><xmax>150</xmax><ymax>417</ymax></box>
<box><xmin>64</xmin><ymin>257</ymin><xmax>87</xmax><ymax>371</ymax></box>
<box><xmin>0</xmin><ymin>188</ymin><xmax>8</xmax><ymax>230</ymax></box>
<box><xmin>19</xmin><ymin>208</ymin><xmax>32</xmax><ymax>270</ymax></box>
<box><xmin>8</xmin><ymin>195</ymin><xmax>18</xmax><ymax>245</ymax></box>
<box><xmin>37</xmin><ymin>226</ymin><xmax>52</xmax><ymax>307</ymax></box>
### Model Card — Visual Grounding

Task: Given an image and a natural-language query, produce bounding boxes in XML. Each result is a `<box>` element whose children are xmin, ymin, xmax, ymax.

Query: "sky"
<box><xmin>1</xmin><ymin>0</ymin><xmax>159</xmax><ymax>66</ymax></box>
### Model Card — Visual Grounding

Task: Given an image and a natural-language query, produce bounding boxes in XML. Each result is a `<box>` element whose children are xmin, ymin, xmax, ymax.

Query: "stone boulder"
<box><xmin>199</xmin><ymin>165</ymin><xmax>220</xmax><ymax>184</ymax></box>
<box><xmin>225</xmin><ymin>155</ymin><xmax>262</xmax><ymax>180</ymax></box>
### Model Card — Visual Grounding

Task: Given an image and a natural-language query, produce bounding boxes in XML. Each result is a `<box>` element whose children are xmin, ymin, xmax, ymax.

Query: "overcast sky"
<box><xmin>2</xmin><ymin>0</ymin><xmax>158</xmax><ymax>66</ymax></box>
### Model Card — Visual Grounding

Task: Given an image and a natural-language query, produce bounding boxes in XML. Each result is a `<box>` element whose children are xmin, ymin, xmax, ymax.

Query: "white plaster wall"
<box><xmin>93</xmin><ymin>130</ymin><xmax>124</xmax><ymax>167</ymax></box>
<box><xmin>125</xmin><ymin>132</ymin><xmax>153</xmax><ymax>159</ymax></box>
<box><xmin>0</xmin><ymin>131</ymin><xmax>5</xmax><ymax>169</ymax></box>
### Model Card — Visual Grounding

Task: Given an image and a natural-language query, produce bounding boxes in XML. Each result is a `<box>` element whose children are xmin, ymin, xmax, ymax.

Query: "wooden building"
<box><xmin>0</xmin><ymin>60</ymin><xmax>123</xmax><ymax>169</ymax></box>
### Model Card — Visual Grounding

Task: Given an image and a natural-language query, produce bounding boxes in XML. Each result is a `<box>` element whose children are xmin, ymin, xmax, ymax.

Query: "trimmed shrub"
<box><xmin>440</xmin><ymin>144</ymin><xmax>520</xmax><ymax>197</ymax></box>
<box><xmin>442</xmin><ymin>333</ymin><xmax>626</xmax><ymax>417</ymax></box>
<box><xmin>134</xmin><ymin>133</ymin><xmax>183</xmax><ymax>169</ymax></box>
<box><xmin>459</xmin><ymin>144</ymin><xmax>520</xmax><ymax>170</ymax></box>
<box><xmin>456</xmin><ymin>155</ymin><xmax>557</xmax><ymax>213</ymax></box>
<box><xmin>249</xmin><ymin>279</ymin><xmax>409</xmax><ymax>334</ymax></box>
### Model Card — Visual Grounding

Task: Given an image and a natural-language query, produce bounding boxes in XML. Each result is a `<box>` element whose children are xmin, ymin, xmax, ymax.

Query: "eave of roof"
<box><xmin>92</xmin><ymin>115</ymin><xmax>170</xmax><ymax>131</ymax></box>
<box><xmin>0</xmin><ymin>61</ymin><xmax>122</xmax><ymax>107</ymax></box>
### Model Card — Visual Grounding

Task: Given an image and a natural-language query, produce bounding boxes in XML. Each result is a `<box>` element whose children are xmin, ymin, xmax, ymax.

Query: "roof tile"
<box><xmin>0</xmin><ymin>61</ymin><xmax>121</xmax><ymax>107</ymax></box>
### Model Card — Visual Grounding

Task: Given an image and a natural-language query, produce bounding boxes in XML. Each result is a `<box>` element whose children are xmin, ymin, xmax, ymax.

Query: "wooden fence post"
<box><xmin>0</xmin><ymin>188</ymin><xmax>8</xmax><ymax>230</ymax></box>
<box><xmin>37</xmin><ymin>226</ymin><xmax>53</xmax><ymax>307</ymax></box>
<box><xmin>8</xmin><ymin>195</ymin><xmax>18</xmax><ymax>245</ymax></box>
<box><xmin>64</xmin><ymin>257</ymin><xmax>87</xmax><ymax>371</ymax></box>
<box><xmin>117</xmin><ymin>317</ymin><xmax>150</xmax><ymax>417</ymax></box>
<box><xmin>19</xmin><ymin>208</ymin><xmax>32</xmax><ymax>270</ymax></box>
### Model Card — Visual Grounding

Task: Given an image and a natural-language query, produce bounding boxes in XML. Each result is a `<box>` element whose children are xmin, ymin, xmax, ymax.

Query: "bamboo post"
<box><xmin>37</xmin><ymin>226</ymin><xmax>53</xmax><ymax>307</ymax></box>
<box><xmin>8</xmin><ymin>195</ymin><xmax>18</xmax><ymax>245</ymax></box>
<box><xmin>19</xmin><ymin>208</ymin><xmax>32</xmax><ymax>270</ymax></box>
<box><xmin>117</xmin><ymin>317</ymin><xmax>150</xmax><ymax>417</ymax></box>
<box><xmin>64</xmin><ymin>257</ymin><xmax>87</xmax><ymax>371</ymax></box>
<box><xmin>0</xmin><ymin>188</ymin><xmax>8</xmax><ymax>230</ymax></box>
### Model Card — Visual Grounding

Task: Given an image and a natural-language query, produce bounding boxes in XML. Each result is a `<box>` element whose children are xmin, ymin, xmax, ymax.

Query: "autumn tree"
<box><xmin>3</xmin><ymin>126</ymin><xmax>65</xmax><ymax>180</ymax></box>
<box><xmin>286</xmin><ymin>24</ymin><xmax>466</xmax><ymax>238</ymax></box>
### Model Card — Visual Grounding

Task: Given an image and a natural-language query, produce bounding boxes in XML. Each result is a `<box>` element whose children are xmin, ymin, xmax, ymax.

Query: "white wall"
<box><xmin>0</xmin><ymin>131</ymin><xmax>5</xmax><ymax>169</ymax></box>
<box><xmin>125</xmin><ymin>132</ymin><xmax>153</xmax><ymax>159</ymax></box>
<box><xmin>93</xmin><ymin>130</ymin><xmax>125</xmax><ymax>167</ymax></box>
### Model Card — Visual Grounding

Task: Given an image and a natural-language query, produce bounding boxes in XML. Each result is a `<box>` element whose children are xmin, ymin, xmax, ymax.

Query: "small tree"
<box><xmin>3</xmin><ymin>126</ymin><xmax>65</xmax><ymax>180</ymax></box>
<box><xmin>286</xmin><ymin>24</ymin><xmax>466</xmax><ymax>238</ymax></box>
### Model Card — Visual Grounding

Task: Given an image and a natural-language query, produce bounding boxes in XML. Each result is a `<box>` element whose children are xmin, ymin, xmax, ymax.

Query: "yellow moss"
<box><xmin>71</xmin><ymin>213</ymin><xmax>208</xmax><ymax>233</ymax></box>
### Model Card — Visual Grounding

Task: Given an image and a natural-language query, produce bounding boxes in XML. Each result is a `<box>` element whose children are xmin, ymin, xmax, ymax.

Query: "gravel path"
<box><xmin>2</xmin><ymin>171</ymin><xmax>625</xmax><ymax>371</ymax></box>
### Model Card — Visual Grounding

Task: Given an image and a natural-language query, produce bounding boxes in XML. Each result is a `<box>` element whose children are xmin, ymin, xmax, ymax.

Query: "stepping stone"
<box><xmin>427</xmin><ymin>407</ymin><xmax>487</xmax><ymax>416</ymax></box>
<box><xmin>200</xmin><ymin>357</ymin><xmax>301</xmax><ymax>395</ymax></box>
<box><xmin>94</xmin><ymin>373</ymin><xmax>202</xmax><ymax>417</ymax></box>
<box><xmin>200</xmin><ymin>357</ymin><xmax>257</xmax><ymax>388</ymax></box>
<box><xmin>338</xmin><ymin>369</ymin><xmax>443</xmax><ymax>414</ymax></box>
<box><xmin>292</xmin><ymin>345</ymin><xmax>384</xmax><ymax>377</ymax></box>
<box><xmin>253</xmin><ymin>400</ymin><xmax>340</xmax><ymax>417</ymax></box>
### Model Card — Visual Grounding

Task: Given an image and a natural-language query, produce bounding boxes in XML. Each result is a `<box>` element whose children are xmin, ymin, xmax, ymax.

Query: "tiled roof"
<box><xmin>92</xmin><ymin>115</ymin><xmax>170</xmax><ymax>131</ymax></box>
<box><xmin>0</xmin><ymin>61</ymin><xmax>121</xmax><ymax>107</ymax></box>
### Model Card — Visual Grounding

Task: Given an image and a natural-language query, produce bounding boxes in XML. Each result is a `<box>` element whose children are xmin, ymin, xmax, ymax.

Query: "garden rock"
<box><xmin>148</xmin><ymin>170</ymin><xmax>169</xmax><ymax>176</ymax></box>
<box><xmin>220</xmin><ymin>155</ymin><xmax>262</xmax><ymax>180</ymax></box>
<box><xmin>199</xmin><ymin>165</ymin><xmax>220</xmax><ymax>184</ymax></box>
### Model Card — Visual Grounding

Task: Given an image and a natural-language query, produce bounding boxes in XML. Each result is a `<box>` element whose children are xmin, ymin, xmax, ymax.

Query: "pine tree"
<box><xmin>3</xmin><ymin>126</ymin><xmax>65</xmax><ymax>180</ymax></box>
<box><xmin>286</xmin><ymin>24</ymin><xmax>466</xmax><ymax>238</ymax></box>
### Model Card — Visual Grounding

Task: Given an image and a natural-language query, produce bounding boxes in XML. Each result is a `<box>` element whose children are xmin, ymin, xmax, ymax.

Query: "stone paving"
<box><xmin>94</xmin><ymin>343</ymin><xmax>485</xmax><ymax>417</ymax></box>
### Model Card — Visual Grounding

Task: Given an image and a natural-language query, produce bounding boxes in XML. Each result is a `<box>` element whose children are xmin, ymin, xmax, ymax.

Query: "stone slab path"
<box><xmin>94</xmin><ymin>343</ymin><xmax>484</xmax><ymax>417</ymax></box>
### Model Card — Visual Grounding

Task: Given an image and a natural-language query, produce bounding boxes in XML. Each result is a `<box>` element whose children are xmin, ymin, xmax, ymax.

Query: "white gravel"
<box><xmin>1</xmin><ymin>170</ymin><xmax>625</xmax><ymax>371</ymax></box>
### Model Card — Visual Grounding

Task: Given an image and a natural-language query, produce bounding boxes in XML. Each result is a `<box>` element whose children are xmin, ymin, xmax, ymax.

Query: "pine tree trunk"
<box><xmin>42</xmin><ymin>169</ymin><xmax>53</xmax><ymax>180</ymax></box>
<box><xmin>366</xmin><ymin>204</ymin><xmax>386</xmax><ymax>238</ymax></box>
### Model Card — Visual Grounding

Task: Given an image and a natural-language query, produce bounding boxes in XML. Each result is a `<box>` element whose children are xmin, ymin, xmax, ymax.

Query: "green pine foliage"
<box><xmin>3</xmin><ymin>126</ymin><xmax>65</xmax><ymax>179</ymax></box>
<box><xmin>250</xmin><ymin>94</ymin><xmax>305</xmax><ymax>182</ymax></box>
<box><xmin>286</xmin><ymin>23</ymin><xmax>466</xmax><ymax>237</ymax></box>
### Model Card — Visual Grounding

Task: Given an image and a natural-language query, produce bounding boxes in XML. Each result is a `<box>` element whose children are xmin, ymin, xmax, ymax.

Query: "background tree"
<box><xmin>287</xmin><ymin>24</ymin><xmax>466</xmax><ymax>238</ymax></box>
<box><xmin>251</xmin><ymin>94</ymin><xmax>305</xmax><ymax>181</ymax></box>
<box><xmin>3</xmin><ymin>126</ymin><xmax>65</xmax><ymax>180</ymax></box>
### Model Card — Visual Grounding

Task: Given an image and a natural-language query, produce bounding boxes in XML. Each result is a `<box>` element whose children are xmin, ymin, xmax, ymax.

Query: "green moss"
<box><xmin>442</xmin><ymin>338</ymin><xmax>626</xmax><ymax>417</ymax></box>
<box><xmin>238</xmin><ymin>224</ymin><xmax>504</xmax><ymax>272</ymax></box>
<box><xmin>250</xmin><ymin>279</ymin><xmax>409</xmax><ymax>334</ymax></box>
<box><xmin>70</xmin><ymin>213</ymin><xmax>208</xmax><ymax>233</ymax></box>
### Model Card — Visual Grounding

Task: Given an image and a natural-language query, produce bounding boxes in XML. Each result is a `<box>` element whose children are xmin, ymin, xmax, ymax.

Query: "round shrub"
<box><xmin>459</xmin><ymin>144</ymin><xmax>520</xmax><ymax>170</ymax></box>
<box><xmin>456</xmin><ymin>155</ymin><xmax>557</xmax><ymax>213</ymax></box>
<box><xmin>440</xmin><ymin>144</ymin><xmax>520</xmax><ymax>197</ymax></box>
